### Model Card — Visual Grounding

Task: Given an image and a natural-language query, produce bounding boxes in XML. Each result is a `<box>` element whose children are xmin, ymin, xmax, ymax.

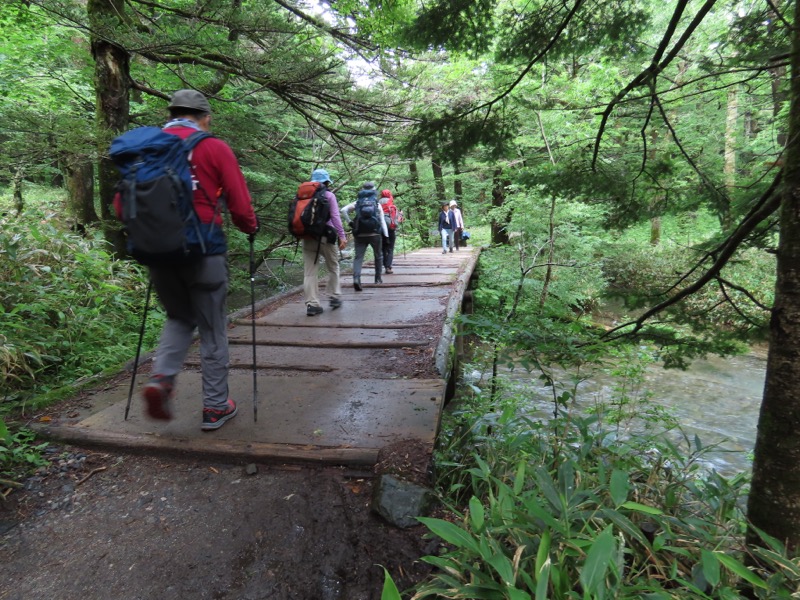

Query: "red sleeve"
<box><xmin>192</xmin><ymin>137</ymin><xmax>258</xmax><ymax>234</ymax></box>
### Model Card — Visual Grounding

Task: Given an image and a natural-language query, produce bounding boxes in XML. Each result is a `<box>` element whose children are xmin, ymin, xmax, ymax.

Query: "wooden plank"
<box><xmin>39</xmin><ymin>426</ymin><xmax>380</xmax><ymax>466</ymax></box>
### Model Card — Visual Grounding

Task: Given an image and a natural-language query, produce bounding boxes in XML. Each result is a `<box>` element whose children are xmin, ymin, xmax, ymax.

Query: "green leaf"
<box><xmin>535</xmin><ymin>557</ymin><xmax>551</xmax><ymax>600</ymax></box>
<box><xmin>700</xmin><ymin>549</ymin><xmax>720</xmax><ymax>588</ymax></box>
<box><xmin>714</xmin><ymin>552</ymin><xmax>767</xmax><ymax>590</ymax></box>
<box><xmin>487</xmin><ymin>549</ymin><xmax>515</xmax><ymax>585</ymax></box>
<box><xmin>469</xmin><ymin>496</ymin><xmax>485</xmax><ymax>532</ymax></box>
<box><xmin>535</xmin><ymin>528</ymin><xmax>551</xmax><ymax>574</ymax></box>
<box><xmin>609</xmin><ymin>469</ymin><xmax>629</xmax><ymax>507</ymax></box>
<box><xmin>0</xmin><ymin>419</ymin><xmax>8</xmax><ymax>442</ymax></box>
<box><xmin>508</xmin><ymin>588</ymin><xmax>531</xmax><ymax>600</ymax></box>
<box><xmin>379</xmin><ymin>566</ymin><xmax>402</xmax><ymax>600</ymax></box>
<box><xmin>620</xmin><ymin>501</ymin><xmax>663</xmax><ymax>515</ymax></box>
<box><xmin>579</xmin><ymin>527</ymin><xmax>615</xmax><ymax>597</ymax></box>
<box><xmin>418</xmin><ymin>517</ymin><xmax>481</xmax><ymax>554</ymax></box>
<box><xmin>513</xmin><ymin>459</ymin><xmax>526</xmax><ymax>495</ymax></box>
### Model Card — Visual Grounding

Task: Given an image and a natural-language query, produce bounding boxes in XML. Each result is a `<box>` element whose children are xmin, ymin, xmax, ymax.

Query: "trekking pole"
<box><xmin>124</xmin><ymin>279</ymin><xmax>152</xmax><ymax>420</ymax></box>
<box><xmin>249</xmin><ymin>234</ymin><xmax>259</xmax><ymax>422</ymax></box>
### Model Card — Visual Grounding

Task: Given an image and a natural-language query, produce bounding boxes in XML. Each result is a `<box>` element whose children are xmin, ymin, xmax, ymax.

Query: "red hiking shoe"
<box><xmin>142</xmin><ymin>374</ymin><xmax>175</xmax><ymax>421</ymax></box>
<box><xmin>201</xmin><ymin>399</ymin><xmax>238</xmax><ymax>431</ymax></box>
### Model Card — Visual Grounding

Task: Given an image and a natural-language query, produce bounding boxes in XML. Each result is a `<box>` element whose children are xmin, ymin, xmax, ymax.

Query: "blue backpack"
<box><xmin>354</xmin><ymin>189</ymin><xmax>381</xmax><ymax>235</ymax></box>
<box><xmin>110</xmin><ymin>126</ymin><xmax>213</xmax><ymax>265</ymax></box>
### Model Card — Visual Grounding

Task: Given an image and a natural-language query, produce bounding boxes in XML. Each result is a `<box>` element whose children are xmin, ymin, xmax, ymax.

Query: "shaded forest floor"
<box><xmin>1</xmin><ymin>437</ymin><xmax>438</xmax><ymax>600</ymax></box>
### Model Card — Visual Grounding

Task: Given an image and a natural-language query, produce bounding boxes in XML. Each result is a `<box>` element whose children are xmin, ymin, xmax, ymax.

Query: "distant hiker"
<box><xmin>438</xmin><ymin>202</ymin><xmax>455</xmax><ymax>254</ymax></box>
<box><xmin>379</xmin><ymin>189</ymin><xmax>402</xmax><ymax>274</ymax></box>
<box><xmin>340</xmin><ymin>181</ymin><xmax>388</xmax><ymax>290</ymax></box>
<box><xmin>113</xmin><ymin>89</ymin><xmax>259</xmax><ymax>431</ymax></box>
<box><xmin>297</xmin><ymin>169</ymin><xmax>347</xmax><ymax>316</ymax></box>
<box><xmin>449</xmin><ymin>199</ymin><xmax>465</xmax><ymax>251</ymax></box>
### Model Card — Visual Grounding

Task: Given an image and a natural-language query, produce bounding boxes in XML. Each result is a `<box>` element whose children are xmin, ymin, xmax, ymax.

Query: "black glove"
<box><xmin>248</xmin><ymin>216</ymin><xmax>261</xmax><ymax>242</ymax></box>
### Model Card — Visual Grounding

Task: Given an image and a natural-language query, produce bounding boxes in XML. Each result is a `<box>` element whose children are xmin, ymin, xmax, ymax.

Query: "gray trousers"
<box><xmin>149</xmin><ymin>254</ymin><xmax>230</xmax><ymax>411</ymax></box>
<box><xmin>353</xmin><ymin>235</ymin><xmax>383</xmax><ymax>281</ymax></box>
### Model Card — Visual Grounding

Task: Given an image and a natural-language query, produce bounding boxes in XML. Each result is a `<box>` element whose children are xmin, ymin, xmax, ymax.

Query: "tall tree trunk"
<box><xmin>650</xmin><ymin>216</ymin><xmax>661</xmax><ymax>246</ymax></box>
<box><xmin>539</xmin><ymin>195</ymin><xmax>557</xmax><ymax>308</ymax></box>
<box><xmin>12</xmin><ymin>165</ymin><xmax>24</xmax><ymax>215</ymax></box>
<box><xmin>746</xmin><ymin>0</ymin><xmax>800</xmax><ymax>552</ymax></box>
<box><xmin>453</xmin><ymin>165</ymin><xmax>463</xmax><ymax>202</ymax></box>
<box><xmin>88</xmin><ymin>0</ymin><xmax>130</xmax><ymax>257</ymax></box>
<box><xmin>431</xmin><ymin>157</ymin><xmax>446</xmax><ymax>202</ymax></box>
<box><xmin>491</xmin><ymin>168</ymin><xmax>510</xmax><ymax>245</ymax></box>
<box><xmin>64</xmin><ymin>158</ymin><xmax>98</xmax><ymax>227</ymax></box>
<box><xmin>721</xmin><ymin>85</ymin><xmax>738</xmax><ymax>230</ymax></box>
<box><xmin>408</xmin><ymin>161</ymin><xmax>428</xmax><ymax>245</ymax></box>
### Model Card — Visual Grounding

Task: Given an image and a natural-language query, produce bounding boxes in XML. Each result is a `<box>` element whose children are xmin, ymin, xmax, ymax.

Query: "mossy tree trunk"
<box><xmin>64</xmin><ymin>158</ymin><xmax>98</xmax><ymax>227</ymax></box>
<box><xmin>88</xmin><ymin>0</ymin><xmax>130</xmax><ymax>257</ymax></box>
<box><xmin>746</xmin><ymin>0</ymin><xmax>800</xmax><ymax>552</ymax></box>
<box><xmin>491</xmin><ymin>168</ymin><xmax>510</xmax><ymax>245</ymax></box>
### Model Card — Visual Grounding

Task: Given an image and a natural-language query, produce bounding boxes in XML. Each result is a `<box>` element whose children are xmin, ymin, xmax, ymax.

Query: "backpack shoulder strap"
<box><xmin>183</xmin><ymin>131</ymin><xmax>213</xmax><ymax>153</ymax></box>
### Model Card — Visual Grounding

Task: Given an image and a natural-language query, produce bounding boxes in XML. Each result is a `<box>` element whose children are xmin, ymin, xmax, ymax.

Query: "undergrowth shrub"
<box><xmin>378</xmin><ymin>338</ymin><xmax>793</xmax><ymax>598</ymax></box>
<box><xmin>394</xmin><ymin>373</ymin><xmax>799</xmax><ymax>599</ymax></box>
<box><xmin>0</xmin><ymin>208</ymin><xmax>159</xmax><ymax>413</ymax></box>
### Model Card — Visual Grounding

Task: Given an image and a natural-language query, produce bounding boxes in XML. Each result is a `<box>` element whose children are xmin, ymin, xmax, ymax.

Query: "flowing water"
<box><xmin>483</xmin><ymin>349</ymin><xmax>767</xmax><ymax>476</ymax></box>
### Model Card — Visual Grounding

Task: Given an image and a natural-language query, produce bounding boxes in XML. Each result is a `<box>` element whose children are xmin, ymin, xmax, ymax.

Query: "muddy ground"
<box><xmin>1</xmin><ymin>438</ymin><xmax>439</xmax><ymax>600</ymax></box>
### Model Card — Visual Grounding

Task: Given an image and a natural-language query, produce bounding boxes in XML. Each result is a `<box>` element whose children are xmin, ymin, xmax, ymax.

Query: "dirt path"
<box><xmin>1</xmin><ymin>446</ymin><xmax>436</xmax><ymax>600</ymax></box>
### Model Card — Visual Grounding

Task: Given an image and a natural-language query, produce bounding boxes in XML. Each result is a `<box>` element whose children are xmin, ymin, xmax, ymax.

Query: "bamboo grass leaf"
<box><xmin>700</xmin><ymin>549</ymin><xmax>720</xmax><ymax>588</ymax></box>
<box><xmin>714</xmin><ymin>552</ymin><xmax>768</xmax><ymax>589</ymax></box>
<box><xmin>379</xmin><ymin>567</ymin><xmax>402</xmax><ymax>600</ymax></box>
<box><xmin>418</xmin><ymin>517</ymin><xmax>481</xmax><ymax>554</ymax></box>
<box><xmin>535</xmin><ymin>557</ymin><xmax>551</xmax><ymax>600</ymax></box>
<box><xmin>620</xmin><ymin>501</ymin><xmax>663</xmax><ymax>515</ymax></box>
<box><xmin>533</xmin><ymin>466</ymin><xmax>563</xmax><ymax>511</ymax></box>
<box><xmin>599</xmin><ymin>508</ymin><xmax>654</xmax><ymax>549</ymax></box>
<box><xmin>536</xmin><ymin>528</ymin><xmax>551</xmax><ymax>574</ymax></box>
<box><xmin>513</xmin><ymin>459</ymin><xmax>526</xmax><ymax>496</ymax></box>
<box><xmin>609</xmin><ymin>469</ymin><xmax>629</xmax><ymax>507</ymax></box>
<box><xmin>469</xmin><ymin>496</ymin><xmax>485</xmax><ymax>532</ymax></box>
<box><xmin>579</xmin><ymin>526</ymin><xmax>616</xmax><ymax>598</ymax></box>
<box><xmin>487</xmin><ymin>550</ymin><xmax>515</xmax><ymax>585</ymax></box>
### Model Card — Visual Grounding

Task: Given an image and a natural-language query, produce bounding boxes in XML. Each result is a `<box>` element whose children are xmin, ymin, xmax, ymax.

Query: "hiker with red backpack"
<box><xmin>112</xmin><ymin>89</ymin><xmax>259</xmax><ymax>431</ymax></box>
<box><xmin>340</xmin><ymin>181</ymin><xmax>389</xmax><ymax>290</ymax></box>
<box><xmin>379</xmin><ymin>189</ymin><xmax>403</xmax><ymax>274</ymax></box>
<box><xmin>295</xmin><ymin>169</ymin><xmax>347</xmax><ymax>316</ymax></box>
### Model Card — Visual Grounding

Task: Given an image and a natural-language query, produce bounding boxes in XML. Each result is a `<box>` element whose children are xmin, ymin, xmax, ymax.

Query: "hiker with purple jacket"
<box><xmin>302</xmin><ymin>169</ymin><xmax>348</xmax><ymax>316</ymax></box>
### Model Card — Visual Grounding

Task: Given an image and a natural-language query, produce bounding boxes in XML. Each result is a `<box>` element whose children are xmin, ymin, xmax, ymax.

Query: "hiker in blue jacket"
<box><xmin>438</xmin><ymin>202</ymin><xmax>456</xmax><ymax>253</ymax></box>
<box><xmin>340</xmin><ymin>181</ymin><xmax>389</xmax><ymax>290</ymax></box>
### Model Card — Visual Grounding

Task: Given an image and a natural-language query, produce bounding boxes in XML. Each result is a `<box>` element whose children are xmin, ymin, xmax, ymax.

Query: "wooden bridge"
<box><xmin>42</xmin><ymin>247</ymin><xmax>480</xmax><ymax>466</ymax></box>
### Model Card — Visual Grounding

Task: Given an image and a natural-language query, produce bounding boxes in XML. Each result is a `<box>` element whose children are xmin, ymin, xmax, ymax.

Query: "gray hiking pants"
<box><xmin>149</xmin><ymin>254</ymin><xmax>230</xmax><ymax>411</ymax></box>
<box><xmin>353</xmin><ymin>234</ymin><xmax>383</xmax><ymax>282</ymax></box>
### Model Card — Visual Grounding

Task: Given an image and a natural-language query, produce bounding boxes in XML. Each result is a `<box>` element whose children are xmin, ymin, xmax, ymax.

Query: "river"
<box><xmin>487</xmin><ymin>349</ymin><xmax>766</xmax><ymax>477</ymax></box>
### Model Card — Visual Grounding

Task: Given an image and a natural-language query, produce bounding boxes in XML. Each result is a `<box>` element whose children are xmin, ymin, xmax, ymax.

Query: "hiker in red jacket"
<box><xmin>119</xmin><ymin>89</ymin><xmax>259</xmax><ymax>431</ymax></box>
<box><xmin>379</xmin><ymin>189</ymin><xmax>402</xmax><ymax>274</ymax></box>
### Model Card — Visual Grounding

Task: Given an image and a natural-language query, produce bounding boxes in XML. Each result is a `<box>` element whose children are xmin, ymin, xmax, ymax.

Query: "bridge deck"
<box><xmin>42</xmin><ymin>247</ymin><xmax>480</xmax><ymax>466</ymax></box>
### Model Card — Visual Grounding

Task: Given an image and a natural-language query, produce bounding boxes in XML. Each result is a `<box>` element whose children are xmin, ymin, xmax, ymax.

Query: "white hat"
<box><xmin>449</xmin><ymin>200</ymin><xmax>457</xmax><ymax>207</ymax></box>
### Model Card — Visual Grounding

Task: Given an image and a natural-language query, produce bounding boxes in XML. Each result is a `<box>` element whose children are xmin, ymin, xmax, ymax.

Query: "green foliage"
<box><xmin>401</xmin><ymin>0</ymin><xmax>496</xmax><ymax>57</ymax></box>
<box><xmin>0</xmin><ymin>427</ymin><xmax>48</xmax><ymax>480</ymax></box>
<box><xmin>0</xmin><ymin>196</ymin><xmax>159</xmax><ymax>412</ymax></box>
<box><xmin>603</xmin><ymin>213</ymin><xmax>775</xmax><ymax>346</ymax></box>
<box><xmin>401</xmin><ymin>387</ymin><xmax>798</xmax><ymax>599</ymax></box>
